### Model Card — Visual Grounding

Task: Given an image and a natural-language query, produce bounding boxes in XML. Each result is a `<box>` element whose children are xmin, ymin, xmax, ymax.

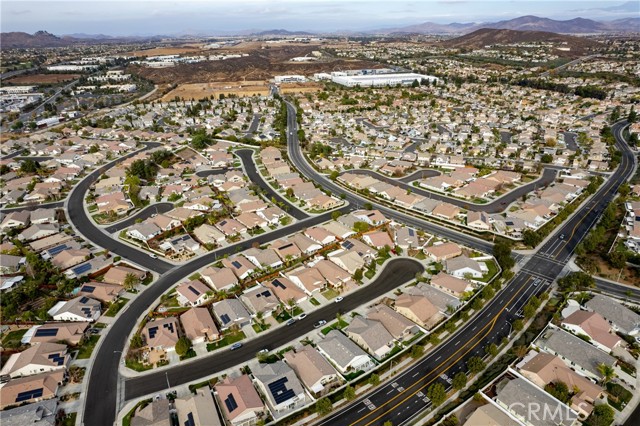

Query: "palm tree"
<box><xmin>123</xmin><ymin>273</ymin><xmax>138</xmax><ymax>292</ymax></box>
<box><xmin>287</xmin><ymin>298</ymin><xmax>296</xmax><ymax>317</ymax></box>
<box><xmin>597</xmin><ymin>363</ymin><xmax>616</xmax><ymax>386</ymax></box>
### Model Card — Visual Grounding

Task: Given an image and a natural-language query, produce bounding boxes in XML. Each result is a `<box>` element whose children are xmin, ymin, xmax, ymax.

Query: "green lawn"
<box><xmin>188</xmin><ymin>273</ymin><xmax>201</xmax><ymax>281</ymax></box>
<box><xmin>60</xmin><ymin>412</ymin><xmax>77</xmax><ymax>426</ymax></box>
<box><xmin>365</xmin><ymin>269</ymin><xmax>376</xmax><ymax>279</ymax></box>
<box><xmin>94</xmin><ymin>322</ymin><xmax>108</xmax><ymax>328</ymax></box>
<box><xmin>125</xmin><ymin>358</ymin><xmax>153</xmax><ymax>372</ymax></box>
<box><xmin>607</xmin><ymin>382</ymin><xmax>633</xmax><ymax>411</ymax></box>
<box><xmin>206</xmin><ymin>331</ymin><xmax>246</xmax><ymax>352</ymax></box>
<box><xmin>252</xmin><ymin>323</ymin><xmax>271</xmax><ymax>333</ymax></box>
<box><xmin>180</xmin><ymin>349</ymin><xmax>197</xmax><ymax>361</ymax></box>
<box><xmin>1</xmin><ymin>329</ymin><xmax>27</xmax><ymax>349</ymax></box>
<box><xmin>310</xmin><ymin>297</ymin><xmax>321</xmax><ymax>306</ymax></box>
<box><xmin>274</xmin><ymin>307</ymin><xmax>303</xmax><ymax>323</ymax></box>
<box><xmin>478</xmin><ymin>259</ymin><xmax>499</xmax><ymax>283</ymax></box>
<box><xmin>77</xmin><ymin>335</ymin><xmax>100</xmax><ymax>359</ymax></box>
<box><xmin>105</xmin><ymin>297</ymin><xmax>130</xmax><ymax>317</ymax></box>
<box><xmin>321</xmin><ymin>288</ymin><xmax>340</xmax><ymax>300</ymax></box>
<box><xmin>321</xmin><ymin>319</ymin><xmax>349</xmax><ymax>335</ymax></box>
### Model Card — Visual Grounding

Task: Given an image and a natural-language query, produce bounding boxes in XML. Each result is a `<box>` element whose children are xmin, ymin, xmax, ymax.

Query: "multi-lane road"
<box><xmin>312</xmin><ymin>120</ymin><xmax>636</xmax><ymax>426</ymax></box>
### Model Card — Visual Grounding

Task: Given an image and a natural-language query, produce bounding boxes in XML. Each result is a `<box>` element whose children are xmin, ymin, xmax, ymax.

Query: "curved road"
<box><xmin>104</xmin><ymin>202</ymin><xmax>174</xmax><ymax>234</ymax></box>
<box><xmin>339</xmin><ymin>167</ymin><xmax>557</xmax><ymax>213</ymax></box>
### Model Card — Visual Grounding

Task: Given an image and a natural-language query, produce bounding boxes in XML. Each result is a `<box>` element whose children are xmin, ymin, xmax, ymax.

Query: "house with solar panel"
<box><xmin>240</xmin><ymin>286</ymin><xmax>280</xmax><ymax>318</ymax></box>
<box><xmin>393</xmin><ymin>226</ymin><xmax>423</xmax><ymax>250</ymax></box>
<box><xmin>47</xmin><ymin>296</ymin><xmax>101</xmax><ymax>322</ymax></box>
<box><xmin>265</xmin><ymin>277</ymin><xmax>308</xmax><ymax>304</ymax></box>
<box><xmin>252</xmin><ymin>361</ymin><xmax>307</xmax><ymax>416</ymax></box>
<box><xmin>174</xmin><ymin>388</ymin><xmax>222</xmax><ymax>426</ymax></box>
<box><xmin>142</xmin><ymin>317</ymin><xmax>180</xmax><ymax>352</ymax></box>
<box><xmin>63</xmin><ymin>254</ymin><xmax>111</xmax><ymax>279</ymax></box>
<box><xmin>212</xmin><ymin>299</ymin><xmax>252</xmax><ymax>331</ymax></box>
<box><xmin>175</xmin><ymin>280</ymin><xmax>212</xmax><ymax>307</ymax></box>
<box><xmin>243</xmin><ymin>247</ymin><xmax>283</xmax><ymax>270</ymax></box>
<box><xmin>40</xmin><ymin>239</ymin><xmax>82</xmax><ymax>260</ymax></box>
<box><xmin>221</xmin><ymin>256</ymin><xmax>256</xmax><ymax>280</ymax></box>
<box><xmin>0</xmin><ymin>370</ymin><xmax>64</xmax><ymax>410</ymax></box>
<box><xmin>21</xmin><ymin>323</ymin><xmax>90</xmax><ymax>346</ymax></box>
<box><xmin>0</xmin><ymin>343</ymin><xmax>69</xmax><ymax>379</ymax></box>
<box><xmin>76</xmin><ymin>281</ymin><xmax>123</xmax><ymax>304</ymax></box>
<box><xmin>214</xmin><ymin>374</ymin><xmax>265</xmax><ymax>426</ymax></box>
<box><xmin>159</xmin><ymin>234</ymin><xmax>201</xmax><ymax>255</ymax></box>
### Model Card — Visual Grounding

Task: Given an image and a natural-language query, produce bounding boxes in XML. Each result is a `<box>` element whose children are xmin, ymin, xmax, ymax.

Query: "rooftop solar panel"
<box><xmin>34</xmin><ymin>328</ymin><xmax>58</xmax><ymax>337</ymax></box>
<box><xmin>15</xmin><ymin>388</ymin><xmax>44</xmax><ymax>402</ymax></box>
<box><xmin>185</xmin><ymin>412</ymin><xmax>196</xmax><ymax>426</ymax></box>
<box><xmin>342</xmin><ymin>241</ymin><xmax>354</xmax><ymax>250</ymax></box>
<box><xmin>73</xmin><ymin>263</ymin><xmax>92</xmax><ymax>275</ymax></box>
<box><xmin>408</xmin><ymin>228</ymin><xmax>415</xmax><ymax>236</ymax></box>
<box><xmin>231</xmin><ymin>260</ymin><xmax>242</xmax><ymax>269</ymax></box>
<box><xmin>79</xmin><ymin>296</ymin><xmax>89</xmax><ymax>304</ymax></box>
<box><xmin>48</xmin><ymin>353</ymin><xmax>65</xmax><ymax>366</ymax></box>
<box><xmin>268</xmin><ymin>377</ymin><xmax>295</xmax><ymax>404</ymax></box>
<box><xmin>148</xmin><ymin>326</ymin><xmax>158</xmax><ymax>339</ymax></box>
<box><xmin>224</xmin><ymin>394</ymin><xmax>238</xmax><ymax>412</ymax></box>
<box><xmin>188</xmin><ymin>285</ymin><xmax>201</xmax><ymax>296</ymax></box>
<box><xmin>272</xmin><ymin>279</ymin><xmax>285</xmax><ymax>289</ymax></box>
<box><xmin>80</xmin><ymin>285</ymin><xmax>95</xmax><ymax>293</ymax></box>
<box><xmin>163</xmin><ymin>322</ymin><xmax>175</xmax><ymax>333</ymax></box>
<box><xmin>47</xmin><ymin>244</ymin><xmax>69</xmax><ymax>256</ymax></box>
<box><xmin>220</xmin><ymin>314</ymin><xmax>231</xmax><ymax>324</ymax></box>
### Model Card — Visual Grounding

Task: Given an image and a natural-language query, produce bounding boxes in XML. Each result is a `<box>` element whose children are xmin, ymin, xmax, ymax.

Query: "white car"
<box><xmin>335</xmin><ymin>296</ymin><xmax>344</xmax><ymax>303</ymax></box>
<box><xmin>149</xmin><ymin>253</ymin><xmax>158</xmax><ymax>259</ymax></box>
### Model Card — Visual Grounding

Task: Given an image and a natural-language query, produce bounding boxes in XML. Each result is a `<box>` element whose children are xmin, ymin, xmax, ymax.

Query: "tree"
<box><xmin>540</xmin><ymin>153</ymin><xmax>553</xmax><ymax>163</ymax></box>
<box><xmin>557</xmin><ymin>271</ymin><xmax>594</xmax><ymax>292</ymax></box>
<box><xmin>452</xmin><ymin>372</ymin><xmax>467</xmax><ymax>390</ymax></box>
<box><xmin>175</xmin><ymin>336</ymin><xmax>192</xmax><ymax>357</ymax></box>
<box><xmin>331</xmin><ymin>211</ymin><xmax>341</xmax><ymax>221</ymax></box>
<box><xmin>523</xmin><ymin>302</ymin><xmax>536</xmax><ymax>319</ymax></box>
<box><xmin>544</xmin><ymin>380</ymin><xmax>570</xmax><ymax>404</ymax></box>
<box><xmin>585</xmin><ymin>404</ymin><xmax>614</xmax><ymax>426</ymax></box>
<box><xmin>20</xmin><ymin>159</ymin><xmax>39</xmax><ymax>174</ymax></box>
<box><xmin>466</xmin><ymin>356</ymin><xmax>486</xmax><ymax>374</ymax></box>
<box><xmin>441</xmin><ymin>414</ymin><xmax>458</xmax><ymax>426</ymax></box>
<box><xmin>628</xmin><ymin>105</ymin><xmax>637</xmax><ymax>123</ymax></box>
<box><xmin>426</xmin><ymin>382</ymin><xmax>446</xmax><ymax>406</ymax></box>
<box><xmin>130</xmin><ymin>334</ymin><xmax>144</xmax><ymax>349</ymax></box>
<box><xmin>369</xmin><ymin>373</ymin><xmax>380</xmax><ymax>386</ymax></box>
<box><xmin>597</xmin><ymin>363</ymin><xmax>616</xmax><ymax>386</ymax></box>
<box><xmin>513</xmin><ymin>319</ymin><xmax>524</xmax><ymax>332</ymax></box>
<box><xmin>343</xmin><ymin>385</ymin><xmax>356</xmax><ymax>401</ymax></box>
<box><xmin>486</xmin><ymin>343</ymin><xmax>498</xmax><ymax>358</ymax></box>
<box><xmin>353</xmin><ymin>268</ymin><xmax>363</xmax><ymax>282</ymax></box>
<box><xmin>123</xmin><ymin>273</ymin><xmax>139</xmax><ymax>291</ymax></box>
<box><xmin>492</xmin><ymin>240</ymin><xmax>515</xmax><ymax>270</ymax></box>
<box><xmin>411</xmin><ymin>344</ymin><xmax>424</xmax><ymax>359</ymax></box>
<box><xmin>522</xmin><ymin>229</ymin><xmax>542</xmax><ymax>248</ymax></box>
<box><xmin>315</xmin><ymin>397</ymin><xmax>333</xmax><ymax>416</ymax></box>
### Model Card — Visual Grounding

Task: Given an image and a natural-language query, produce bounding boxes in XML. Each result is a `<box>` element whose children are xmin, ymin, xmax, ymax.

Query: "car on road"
<box><xmin>230</xmin><ymin>343</ymin><xmax>243</xmax><ymax>351</ymax></box>
<box><xmin>257</xmin><ymin>348</ymin><xmax>269</xmax><ymax>354</ymax></box>
<box><xmin>314</xmin><ymin>320</ymin><xmax>327</xmax><ymax>328</ymax></box>
<box><xmin>297</xmin><ymin>313</ymin><xmax>307</xmax><ymax>320</ymax></box>
<box><xmin>559</xmin><ymin>234</ymin><xmax>565</xmax><ymax>240</ymax></box>
<box><xmin>149</xmin><ymin>253</ymin><xmax>158</xmax><ymax>259</ymax></box>
<box><xmin>89</xmin><ymin>328</ymin><xmax>100</xmax><ymax>334</ymax></box>
<box><xmin>335</xmin><ymin>296</ymin><xmax>343</xmax><ymax>303</ymax></box>
<box><xmin>286</xmin><ymin>318</ymin><xmax>296</xmax><ymax>326</ymax></box>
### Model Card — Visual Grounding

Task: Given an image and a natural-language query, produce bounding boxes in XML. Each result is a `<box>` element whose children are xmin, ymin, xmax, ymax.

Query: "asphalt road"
<box><xmin>235</xmin><ymin>148</ymin><xmax>309</xmax><ymax>220</ymax></box>
<box><xmin>338</xmin><ymin>167</ymin><xmax>557</xmax><ymax>213</ymax></box>
<box><xmin>103</xmin><ymin>202</ymin><xmax>174</xmax><ymax>234</ymax></box>
<box><xmin>0</xmin><ymin>201</ymin><xmax>64</xmax><ymax>214</ymax></box>
<box><xmin>1</xmin><ymin>149</ymin><xmax>27</xmax><ymax>160</ymax></box>
<box><xmin>123</xmin><ymin>258</ymin><xmax>424</xmax><ymax>400</ymax></box>
<box><xmin>315</xmin><ymin>120</ymin><xmax>636</xmax><ymax>426</ymax></box>
<box><xmin>245</xmin><ymin>113</ymin><xmax>262</xmax><ymax>136</ymax></box>
<box><xmin>398</xmin><ymin>169</ymin><xmax>441</xmax><ymax>183</ymax></box>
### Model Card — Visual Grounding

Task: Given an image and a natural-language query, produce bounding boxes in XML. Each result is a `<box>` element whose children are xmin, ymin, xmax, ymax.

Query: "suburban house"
<box><xmin>445</xmin><ymin>255</ymin><xmax>484</xmax><ymax>279</ymax></box>
<box><xmin>222</xmin><ymin>256</ymin><xmax>256</xmax><ymax>280</ymax></box>
<box><xmin>345</xmin><ymin>316</ymin><xmax>395</xmax><ymax>360</ymax></box>
<box><xmin>47</xmin><ymin>296</ymin><xmax>101</xmax><ymax>322</ymax></box>
<box><xmin>240</xmin><ymin>286</ymin><xmax>280</xmax><ymax>317</ymax></box>
<box><xmin>214</xmin><ymin>375</ymin><xmax>265</xmax><ymax>426</ymax></box>
<box><xmin>252</xmin><ymin>361</ymin><xmax>307</xmax><ymax>415</ymax></box>
<box><xmin>423</xmin><ymin>242</ymin><xmax>462</xmax><ymax>261</ymax></box>
<box><xmin>174</xmin><ymin>389</ymin><xmax>221</xmax><ymax>426</ymax></box>
<box><xmin>265</xmin><ymin>277</ymin><xmax>308</xmax><ymax>304</ymax></box>
<box><xmin>0</xmin><ymin>343</ymin><xmax>69</xmax><ymax>379</ymax></box>
<box><xmin>316</xmin><ymin>330</ymin><xmax>375</xmax><ymax>375</ymax></box>
<box><xmin>130</xmin><ymin>399</ymin><xmax>171</xmax><ymax>426</ymax></box>
<box><xmin>287</xmin><ymin>266</ymin><xmax>327</xmax><ymax>295</ymax></box>
<box><xmin>284</xmin><ymin>346</ymin><xmax>342</xmax><ymax>396</ymax></box>
<box><xmin>76</xmin><ymin>281</ymin><xmax>123</xmax><ymax>303</ymax></box>
<box><xmin>175</xmin><ymin>280</ymin><xmax>213</xmax><ymax>307</ymax></box>
<box><xmin>200</xmin><ymin>267</ymin><xmax>238</xmax><ymax>291</ymax></box>
<box><xmin>430</xmin><ymin>272</ymin><xmax>473</xmax><ymax>297</ymax></box>
<box><xmin>394</xmin><ymin>293</ymin><xmax>441</xmax><ymax>329</ymax></box>
<box><xmin>142</xmin><ymin>317</ymin><xmax>180</xmax><ymax>352</ymax></box>
<box><xmin>212</xmin><ymin>299</ymin><xmax>252</xmax><ymax>330</ymax></box>
<box><xmin>180</xmin><ymin>307</ymin><xmax>219</xmax><ymax>343</ymax></box>
<box><xmin>0</xmin><ymin>370</ymin><xmax>64</xmax><ymax>410</ymax></box>
<box><xmin>21</xmin><ymin>322</ymin><xmax>89</xmax><ymax>346</ymax></box>
<box><xmin>584</xmin><ymin>294</ymin><xmax>640</xmax><ymax>337</ymax></box>
<box><xmin>368</xmin><ymin>304</ymin><xmax>418</xmax><ymax>341</ymax></box>
<box><xmin>561</xmin><ymin>310</ymin><xmax>623</xmax><ymax>352</ymax></box>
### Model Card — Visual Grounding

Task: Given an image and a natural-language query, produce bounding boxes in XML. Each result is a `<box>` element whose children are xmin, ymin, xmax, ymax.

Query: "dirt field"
<box><xmin>123</xmin><ymin>45</ymin><xmax>205</xmax><ymax>57</ymax></box>
<box><xmin>280</xmin><ymin>82</ymin><xmax>322</xmax><ymax>94</ymax></box>
<box><xmin>161</xmin><ymin>81</ymin><xmax>270</xmax><ymax>101</ymax></box>
<box><xmin>130</xmin><ymin>44</ymin><xmax>382</xmax><ymax>85</ymax></box>
<box><xmin>5</xmin><ymin>73</ymin><xmax>80</xmax><ymax>84</ymax></box>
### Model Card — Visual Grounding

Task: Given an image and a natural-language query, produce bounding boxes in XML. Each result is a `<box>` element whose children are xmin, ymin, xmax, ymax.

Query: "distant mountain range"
<box><xmin>372</xmin><ymin>15</ymin><xmax>640</xmax><ymax>35</ymax></box>
<box><xmin>2</xmin><ymin>14</ymin><xmax>639</xmax><ymax>48</ymax></box>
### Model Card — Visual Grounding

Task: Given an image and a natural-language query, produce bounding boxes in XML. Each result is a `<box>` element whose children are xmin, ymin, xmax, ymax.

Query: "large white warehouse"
<box><xmin>331</xmin><ymin>73</ymin><xmax>437</xmax><ymax>87</ymax></box>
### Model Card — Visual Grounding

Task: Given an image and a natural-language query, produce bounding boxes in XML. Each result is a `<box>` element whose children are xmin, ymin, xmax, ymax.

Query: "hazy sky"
<box><xmin>2</xmin><ymin>1</ymin><xmax>638</xmax><ymax>35</ymax></box>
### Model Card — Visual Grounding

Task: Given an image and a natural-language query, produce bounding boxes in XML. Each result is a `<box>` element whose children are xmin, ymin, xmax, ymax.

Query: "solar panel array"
<box><xmin>408</xmin><ymin>228</ymin><xmax>415</xmax><ymax>236</ymax></box>
<box><xmin>15</xmin><ymin>388</ymin><xmax>44</xmax><ymax>402</ymax></box>
<box><xmin>224</xmin><ymin>393</ymin><xmax>238</xmax><ymax>412</ymax></box>
<box><xmin>342</xmin><ymin>240</ymin><xmax>354</xmax><ymax>250</ymax></box>
<box><xmin>279</xmin><ymin>243</ymin><xmax>293</xmax><ymax>250</ymax></box>
<box><xmin>148</xmin><ymin>326</ymin><xmax>158</xmax><ymax>339</ymax></box>
<box><xmin>188</xmin><ymin>285</ymin><xmax>201</xmax><ymax>296</ymax></box>
<box><xmin>231</xmin><ymin>260</ymin><xmax>242</xmax><ymax>269</ymax></box>
<box><xmin>184</xmin><ymin>412</ymin><xmax>196</xmax><ymax>426</ymax></box>
<box><xmin>80</xmin><ymin>285</ymin><xmax>96</xmax><ymax>293</ymax></box>
<box><xmin>72</xmin><ymin>263</ymin><xmax>92</xmax><ymax>275</ymax></box>
<box><xmin>79</xmin><ymin>296</ymin><xmax>89</xmax><ymax>304</ymax></box>
<box><xmin>256</xmin><ymin>290</ymin><xmax>271</xmax><ymax>298</ymax></box>
<box><xmin>47</xmin><ymin>244</ymin><xmax>69</xmax><ymax>256</ymax></box>
<box><xmin>163</xmin><ymin>322</ymin><xmax>175</xmax><ymax>333</ymax></box>
<box><xmin>48</xmin><ymin>352</ymin><xmax>65</xmax><ymax>366</ymax></box>
<box><xmin>272</xmin><ymin>279</ymin><xmax>285</xmax><ymax>289</ymax></box>
<box><xmin>267</xmin><ymin>377</ymin><xmax>295</xmax><ymax>405</ymax></box>
<box><xmin>220</xmin><ymin>314</ymin><xmax>231</xmax><ymax>325</ymax></box>
<box><xmin>81</xmin><ymin>307</ymin><xmax>94</xmax><ymax>318</ymax></box>
<box><xmin>34</xmin><ymin>328</ymin><xmax>58</xmax><ymax>337</ymax></box>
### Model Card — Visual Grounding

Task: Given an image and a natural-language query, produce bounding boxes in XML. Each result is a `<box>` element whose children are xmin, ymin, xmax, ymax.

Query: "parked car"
<box><xmin>313</xmin><ymin>320</ymin><xmax>327</xmax><ymax>328</ymax></box>
<box><xmin>297</xmin><ymin>313</ymin><xmax>307</xmax><ymax>320</ymax></box>
<box><xmin>230</xmin><ymin>343</ymin><xmax>243</xmax><ymax>350</ymax></box>
<box><xmin>334</xmin><ymin>296</ymin><xmax>344</xmax><ymax>303</ymax></box>
<box><xmin>286</xmin><ymin>318</ymin><xmax>296</xmax><ymax>326</ymax></box>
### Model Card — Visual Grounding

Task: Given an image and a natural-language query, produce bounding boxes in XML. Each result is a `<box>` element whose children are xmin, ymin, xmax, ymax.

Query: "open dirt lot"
<box><xmin>280</xmin><ymin>82</ymin><xmax>323</xmax><ymax>94</ymax></box>
<box><xmin>161</xmin><ymin>81</ymin><xmax>270</xmax><ymax>101</ymax></box>
<box><xmin>130</xmin><ymin>44</ymin><xmax>382</xmax><ymax>85</ymax></box>
<box><xmin>122</xmin><ymin>45</ymin><xmax>206</xmax><ymax>57</ymax></box>
<box><xmin>5</xmin><ymin>73</ymin><xmax>80</xmax><ymax>84</ymax></box>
